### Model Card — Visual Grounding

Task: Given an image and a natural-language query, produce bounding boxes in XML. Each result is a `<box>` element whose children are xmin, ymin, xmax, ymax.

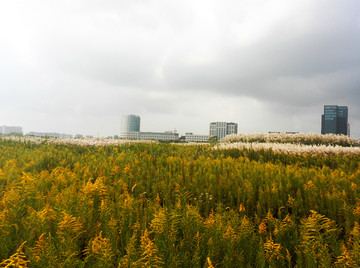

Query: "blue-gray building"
<box><xmin>120</xmin><ymin>115</ymin><xmax>140</xmax><ymax>138</ymax></box>
<box><xmin>321</xmin><ymin>105</ymin><xmax>349</xmax><ymax>136</ymax></box>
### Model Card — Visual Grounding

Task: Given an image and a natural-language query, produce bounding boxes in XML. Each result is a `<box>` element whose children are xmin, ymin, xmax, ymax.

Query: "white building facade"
<box><xmin>120</xmin><ymin>115</ymin><xmax>179</xmax><ymax>141</ymax></box>
<box><xmin>185</xmin><ymin>133</ymin><xmax>210</xmax><ymax>143</ymax></box>
<box><xmin>209</xmin><ymin>122</ymin><xmax>238</xmax><ymax>140</ymax></box>
<box><xmin>139</xmin><ymin>131</ymin><xmax>179</xmax><ymax>141</ymax></box>
<box><xmin>120</xmin><ymin>131</ymin><xmax>140</xmax><ymax>140</ymax></box>
<box><xmin>1</xmin><ymin>126</ymin><xmax>23</xmax><ymax>135</ymax></box>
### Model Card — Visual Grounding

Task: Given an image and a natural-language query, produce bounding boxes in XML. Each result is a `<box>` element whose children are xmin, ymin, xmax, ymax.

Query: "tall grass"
<box><xmin>0</xmin><ymin>137</ymin><xmax>359</xmax><ymax>266</ymax></box>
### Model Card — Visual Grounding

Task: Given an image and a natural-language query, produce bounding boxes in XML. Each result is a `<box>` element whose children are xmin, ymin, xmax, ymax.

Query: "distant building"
<box><xmin>121</xmin><ymin>131</ymin><xmax>140</xmax><ymax>140</ymax></box>
<box><xmin>27</xmin><ymin>132</ymin><xmax>73</xmax><ymax>138</ymax></box>
<box><xmin>1</xmin><ymin>126</ymin><xmax>23</xmax><ymax>135</ymax></box>
<box><xmin>120</xmin><ymin>115</ymin><xmax>140</xmax><ymax>138</ymax></box>
<box><xmin>120</xmin><ymin>115</ymin><xmax>179</xmax><ymax>141</ymax></box>
<box><xmin>268</xmin><ymin>131</ymin><xmax>299</xmax><ymax>134</ymax></box>
<box><xmin>209</xmin><ymin>122</ymin><xmax>238</xmax><ymax>140</ymax></box>
<box><xmin>185</xmin><ymin>133</ymin><xmax>210</xmax><ymax>143</ymax></box>
<box><xmin>139</xmin><ymin>131</ymin><xmax>179</xmax><ymax>141</ymax></box>
<box><xmin>120</xmin><ymin>130</ymin><xmax>179</xmax><ymax>141</ymax></box>
<box><xmin>321</xmin><ymin>105</ymin><xmax>349</xmax><ymax>136</ymax></box>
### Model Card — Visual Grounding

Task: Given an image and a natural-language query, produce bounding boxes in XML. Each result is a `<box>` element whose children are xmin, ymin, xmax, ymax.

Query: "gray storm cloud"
<box><xmin>0</xmin><ymin>0</ymin><xmax>359</xmax><ymax>137</ymax></box>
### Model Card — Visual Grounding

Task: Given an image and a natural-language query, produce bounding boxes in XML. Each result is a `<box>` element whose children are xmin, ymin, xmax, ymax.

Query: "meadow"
<box><xmin>0</xmin><ymin>134</ymin><xmax>359</xmax><ymax>267</ymax></box>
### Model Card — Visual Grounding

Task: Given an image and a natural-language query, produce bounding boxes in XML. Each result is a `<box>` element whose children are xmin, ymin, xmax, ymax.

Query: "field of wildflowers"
<box><xmin>0</xmin><ymin>134</ymin><xmax>359</xmax><ymax>267</ymax></box>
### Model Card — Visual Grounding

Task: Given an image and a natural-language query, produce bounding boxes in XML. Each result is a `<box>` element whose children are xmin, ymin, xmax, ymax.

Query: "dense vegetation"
<box><xmin>0</xmin><ymin>137</ymin><xmax>360</xmax><ymax>267</ymax></box>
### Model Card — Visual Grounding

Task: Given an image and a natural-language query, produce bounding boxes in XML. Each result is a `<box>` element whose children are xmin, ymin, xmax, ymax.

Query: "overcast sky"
<box><xmin>1</xmin><ymin>0</ymin><xmax>359</xmax><ymax>138</ymax></box>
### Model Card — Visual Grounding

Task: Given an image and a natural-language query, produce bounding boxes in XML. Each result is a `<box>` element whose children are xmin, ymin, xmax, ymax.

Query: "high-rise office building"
<box><xmin>227</xmin><ymin>123</ymin><xmax>238</xmax><ymax>135</ymax></box>
<box><xmin>209</xmin><ymin>122</ymin><xmax>238</xmax><ymax>140</ymax></box>
<box><xmin>321</xmin><ymin>105</ymin><xmax>349</xmax><ymax>136</ymax></box>
<box><xmin>120</xmin><ymin>115</ymin><xmax>140</xmax><ymax>138</ymax></box>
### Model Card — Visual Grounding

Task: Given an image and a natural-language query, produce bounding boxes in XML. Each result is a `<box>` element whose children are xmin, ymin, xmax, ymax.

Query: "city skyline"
<box><xmin>1</xmin><ymin>1</ymin><xmax>359</xmax><ymax>138</ymax></box>
<box><xmin>2</xmin><ymin>106</ymin><xmax>357</xmax><ymax>139</ymax></box>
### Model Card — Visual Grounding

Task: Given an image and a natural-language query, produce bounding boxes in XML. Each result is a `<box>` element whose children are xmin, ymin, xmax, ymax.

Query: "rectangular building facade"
<box><xmin>119</xmin><ymin>115</ymin><xmax>179</xmax><ymax>141</ymax></box>
<box><xmin>1</xmin><ymin>126</ymin><xmax>23</xmax><ymax>135</ymax></box>
<box><xmin>321</xmin><ymin>105</ymin><xmax>349</xmax><ymax>136</ymax></box>
<box><xmin>209</xmin><ymin>122</ymin><xmax>238</xmax><ymax>140</ymax></box>
<box><xmin>185</xmin><ymin>133</ymin><xmax>210</xmax><ymax>143</ymax></box>
<box><xmin>227</xmin><ymin>123</ymin><xmax>238</xmax><ymax>135</ymax></box>
<box><xmin>139</xmin><ymin>131</ymin><xmax>179</xmax><ymax>141</ymax></box>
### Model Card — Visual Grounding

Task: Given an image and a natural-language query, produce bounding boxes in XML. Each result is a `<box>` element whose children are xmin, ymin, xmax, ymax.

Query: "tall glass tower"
<box><xmin>321</xmin><ymin>105</ymin><xmax>349</xmax><ymax>136</ymax></box>
<box><xmin>120</xmin><ymin>115</ymin><xmax>140</xmax><ymax>138</ymax></box>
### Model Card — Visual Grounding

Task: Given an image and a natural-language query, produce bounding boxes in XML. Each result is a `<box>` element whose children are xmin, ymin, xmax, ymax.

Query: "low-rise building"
<box><xmin>121</xmin><ymin>131</ymin><xmax>140</xmax><ymax>140</ymax></box>
<box><xmin>185</xmin><ymin>133</ymin><xmax>210</xmax><ymax>143</ymax></box>
<box><xmin>27</xmin><ymin>132</ymin><xmax>73</xmax><ymax>138</ymax></box>
<box><xmin>139</xmin><ymin>131</ymin><xmax>179</xmax><ymax>141</ymax></box>
<box><xmin>120</xmin><ymin>115</ymin><xmax>179</xmax><ymax>141</ymax></box>
<box><xmin>121</xmin><ymin>131</ymin><xmax>179</xmax><ymax>141</ymax></box>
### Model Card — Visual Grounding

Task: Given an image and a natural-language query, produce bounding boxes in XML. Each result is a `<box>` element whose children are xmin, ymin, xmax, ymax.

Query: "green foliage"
<box><xmin>208</xmin><ymin>136</ymin><xmax>218</xmax><ymax>144</ymax></box>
